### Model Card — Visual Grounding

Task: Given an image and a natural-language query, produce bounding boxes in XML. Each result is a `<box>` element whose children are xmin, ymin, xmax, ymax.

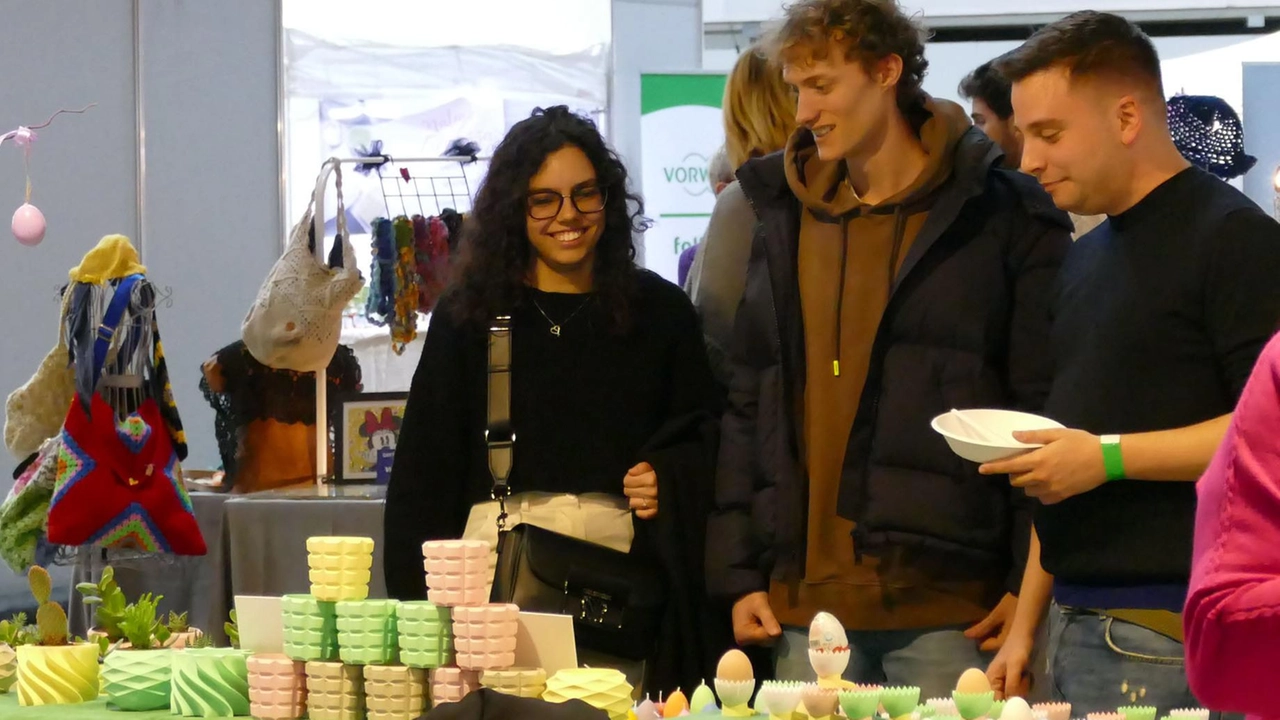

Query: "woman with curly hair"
<box><xmin>384</xmin><ymin>106</ymin><xmax>725</xmax><ymax>692</ymax></box>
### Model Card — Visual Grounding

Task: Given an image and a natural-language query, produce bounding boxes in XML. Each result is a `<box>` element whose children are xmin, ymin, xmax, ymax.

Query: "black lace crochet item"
<box><xmin>199</xmin><ymin>341</ymin><xmax>362</xmax><ymax>489</ymax></box>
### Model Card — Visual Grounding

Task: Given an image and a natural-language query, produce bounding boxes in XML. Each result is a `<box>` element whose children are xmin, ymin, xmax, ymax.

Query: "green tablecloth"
<box><xmin>0</xmin><ymin>693</ymin><xmax>178</xmax><ymax>718</ymax></box>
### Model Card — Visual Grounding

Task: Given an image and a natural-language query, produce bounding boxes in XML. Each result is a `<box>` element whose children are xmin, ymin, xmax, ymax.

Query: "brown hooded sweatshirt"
<box><xmin>768</xmin><ymin>99</ymin><xmax>1001</xmax><ymax>631</ymax></box>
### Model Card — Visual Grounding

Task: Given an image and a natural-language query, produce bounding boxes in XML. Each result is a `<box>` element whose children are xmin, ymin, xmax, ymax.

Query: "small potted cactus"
<box><xmin>101</xmin><ymin>592</ymin><xmax>174</xmax><ymax>711</ymax></box>
<box><xmin>76</xmin><ymin>564</ymin><xmax>127</xmax><ymax>647</ymax></box>
<box><xmin>15</xmin><ymin>565</ymin><xmax>100</xmax><ymax>706</ymax></box>
<box><xmin>0</xmin><ymin>612</ymin><xmax>35</xmax><ymax>694</ymax></box>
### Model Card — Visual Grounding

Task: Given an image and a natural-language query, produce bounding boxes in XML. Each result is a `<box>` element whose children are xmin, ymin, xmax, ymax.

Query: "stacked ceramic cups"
<box><xmin>453</xmin><ymin>604</ymin><xmax>519</xmax><ymax>671</ymax></box>
<box><xmin>364</xmin><ymin>665</ymin><xmax>428</xmax><ymax>720</ymax></box>
<box><xmin>429</xmin><ymin>667</ymin><xmax>481</xmax><ymax>705</ymax></box>
<box><xmin>397</xmin><ymin>601</ymin><xmax>454</xmax><ymax>669</ymax></box>
<box><xmin>336</xmin><ymin>599</ymin><xmax>398</xmax><ymax>666</ymax></box>
<box><xmin>305</xmin><ymin>661</ymin><xmax>363</xmax><ymax>720</ymax></box>
<box><xmin>308</xmin><ymin>536</ymin><xmax>375</xmax><ymax>602</ymax></box>
<box><xmin>281</xmin><ymin>594</ymin><xmax>339</xmax><ymax>662</ymax></box>
<box><xmin>246</xmin><ymin>655</ymin><xmax>307</xmax><ymax>720</ymax></box>
<box><xmin>421</xmin><ymin>540</ymin><xmax>488</xmax><ymax>606</ymax></box>
<box><xmin>420</xmin><ymin>540</ymin><xmax>514</xmax><ymax>705</ymax></box>
<box><xmin>481</xmin><ymin>668</ymin><xmax>547</xmax><ymax>699</ymax></box>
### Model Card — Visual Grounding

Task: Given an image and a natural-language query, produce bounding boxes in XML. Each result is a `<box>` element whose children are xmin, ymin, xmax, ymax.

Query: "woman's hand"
<box><xmin>624</xmin><ymin>461</ymin><xmax>659</xmax><ymax>520</ymax></box>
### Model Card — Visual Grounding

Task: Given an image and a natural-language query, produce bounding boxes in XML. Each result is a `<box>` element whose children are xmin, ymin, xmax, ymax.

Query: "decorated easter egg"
<box><xmin>808</xmin><ymin>612</ymin><xmax>848</xmax><ymax>653</ymax></box>
<box><xmin>808</xmin><ymin>612</ymin><xmax>851</xmax><ymax>678</ymax></box>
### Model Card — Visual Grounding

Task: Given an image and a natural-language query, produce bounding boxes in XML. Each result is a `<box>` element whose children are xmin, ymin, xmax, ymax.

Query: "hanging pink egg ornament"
<box><xmin>9</xmin><ymin>127</ymin><xmax>45</xmax><ymax>246</ymax></box>
<box><xmin>12</xmin><ymin>203</ymin><xmax>46</xmax><ymax>246</ymax></box>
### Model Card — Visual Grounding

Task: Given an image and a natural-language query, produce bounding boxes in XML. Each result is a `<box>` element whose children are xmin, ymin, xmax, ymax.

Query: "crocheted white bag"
<box><xmin>4</xmin><ymin>290</ymin><xmax>74</xmax><ymax>460</ymax></box>
<box><xmin>243</xmin><ymin>160</ymin><xmax>364</xmax><ymax>372</ymax></box>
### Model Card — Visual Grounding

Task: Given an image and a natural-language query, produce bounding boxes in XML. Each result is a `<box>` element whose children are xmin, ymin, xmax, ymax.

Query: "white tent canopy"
<box><xmin>286</xmin><ymin>30</ymin><xmax>609</xmax><ymax>107</ymax></box>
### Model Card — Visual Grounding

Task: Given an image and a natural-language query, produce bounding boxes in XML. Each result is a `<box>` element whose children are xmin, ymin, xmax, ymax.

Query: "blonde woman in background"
<box><xmin>687</xmin><ymin>45</ymin><xmax>797</xmax><ymax>389</ymax></box>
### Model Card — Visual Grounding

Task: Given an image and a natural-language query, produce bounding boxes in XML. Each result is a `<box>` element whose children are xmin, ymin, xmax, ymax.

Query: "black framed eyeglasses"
<box><xmin>526</xmin><ymin>186</ymin><xmax>608</xmax><ymax>220</ymax></box>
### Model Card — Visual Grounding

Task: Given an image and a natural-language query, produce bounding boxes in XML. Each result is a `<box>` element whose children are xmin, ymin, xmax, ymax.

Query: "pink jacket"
<box><xmin>1185</xmin><ymin>332</ymin><xmax>1280</xmax><ymax>720</ymax></box>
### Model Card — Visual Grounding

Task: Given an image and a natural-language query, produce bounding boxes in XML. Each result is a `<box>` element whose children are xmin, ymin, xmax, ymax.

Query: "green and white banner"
<box><xmin>640</xmin><ymin>72</ymin><xmax>727</xmax><ymax>283</ymax></box>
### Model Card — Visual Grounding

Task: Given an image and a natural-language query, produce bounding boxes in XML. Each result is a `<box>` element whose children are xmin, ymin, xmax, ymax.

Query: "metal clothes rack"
<box><xmin>309</xmin><ymin>155</ymin><xmax>489</xmax><ymax>487</ymax></box>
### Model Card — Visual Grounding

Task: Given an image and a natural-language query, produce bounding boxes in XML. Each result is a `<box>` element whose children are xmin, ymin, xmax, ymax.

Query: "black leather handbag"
<box><xmin>484</xmin><ymin>316</ymin><xmax>666</xmax><ymax>661</ymax></box>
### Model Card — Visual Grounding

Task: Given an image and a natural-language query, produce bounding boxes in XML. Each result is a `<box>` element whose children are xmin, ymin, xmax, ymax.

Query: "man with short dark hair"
<box><xmin>960</xmin><ymin>54</ymin><xmax>1104</xmax><ymax>238</ymax></box>
<box><xmin>982</xmin><ymin>11</ymin><xmax>1280</xmax><ymax>713</ymax></box>
<box><xmin>704</xmin><ymin>0</ymin><xmax>1072</xmax><ymax>696</ymax></box>
<box><xmin>958</xmin><ymin>59</ymin><xmax>1021</xmax><ymax>169</ymax></box>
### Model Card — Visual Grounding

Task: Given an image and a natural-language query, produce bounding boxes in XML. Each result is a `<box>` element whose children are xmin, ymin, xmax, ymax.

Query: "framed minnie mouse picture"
<box><xmin>332</xmin><ymin>391</ymin><xmax>410</xmax><ymax>484</ymax></box>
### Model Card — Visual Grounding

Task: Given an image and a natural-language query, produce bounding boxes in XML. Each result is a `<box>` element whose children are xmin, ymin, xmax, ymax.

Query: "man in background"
<box><xmin>681</xmin><ymin>146</ymin><xmax>734</xmax><ymax>292</ymax></box>
<box><xmin>982</xmin><ymin>11</ymin><xmax>1280</xmax><ymax>713</ymax></box>
<box><xmin>959</xmin><ymin>59</ymin><xmax>1023</xmax><ymax>170</ymax></box>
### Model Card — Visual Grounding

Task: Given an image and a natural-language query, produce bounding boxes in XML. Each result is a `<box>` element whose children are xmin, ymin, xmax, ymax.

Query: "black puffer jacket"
<box><xmin>706</xmin><ymin>129</ymin><xmax>1072</xmax><ymax>601</ymax></box>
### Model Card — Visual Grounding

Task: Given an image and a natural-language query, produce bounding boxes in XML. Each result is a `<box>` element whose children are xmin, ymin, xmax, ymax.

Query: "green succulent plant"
<box><xmin>224</xmin><ymin>609</ymin><xmax>239</xmax><ymax>649</ymax></box>
<box><xmin>166</xmin><ymin>610</ymin><xmax>190</xmax><ymax>634</ymax></box>
<box><xmin>29</xmin><ymin>565</ymin><xmax>69</xmax><ymax>646</ymax></box>
<box><xmin>187</xmin><ymin>632</ymin><xmax>214</xmax><ymax>649</ymax></box>
<box><xmin>76</xmin><ymin>565</ymin><xmax>128</xmax><ymax>642</ymax></box>
<box><xmin>0</xmin><ymin>612</ymin><xmax>36</xmax><ymax>647</ymax></box>
<box><xmin>117</xmin><ymin>593</ymin><xmax>173</xmax><ymax>650</ymax></box>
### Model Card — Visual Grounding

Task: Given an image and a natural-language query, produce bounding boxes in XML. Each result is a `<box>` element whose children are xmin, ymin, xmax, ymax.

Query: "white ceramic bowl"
<box><xmin>931</xmin><ymin>409</ymin><xmax>1065</xmax><ymax>463</ymax></box>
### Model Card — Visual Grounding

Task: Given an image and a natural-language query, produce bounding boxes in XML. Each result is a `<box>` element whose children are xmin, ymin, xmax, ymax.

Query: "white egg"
<box><xmin>1001</xmin><ymin>696</ymin><xmax>1034</xmax><ymax>720</ymax></box>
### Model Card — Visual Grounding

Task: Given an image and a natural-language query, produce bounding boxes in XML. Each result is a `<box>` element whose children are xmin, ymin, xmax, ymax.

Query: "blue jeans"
<box><xmin>776</xmin><ymin>624</ymin><xmax>991</xmax><ymax>700</ymax></box>
<box><xmin>1047</xmin><ymin>604</ymin><xmax>1237</xmax><ymax>718</ymax></box>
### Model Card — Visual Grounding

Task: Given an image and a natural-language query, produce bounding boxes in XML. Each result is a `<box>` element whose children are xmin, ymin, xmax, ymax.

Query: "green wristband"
<box><xmin>1101</xmin><ymin>434</ymin><xmax>1125</xmax><ymax>481</ymax></box>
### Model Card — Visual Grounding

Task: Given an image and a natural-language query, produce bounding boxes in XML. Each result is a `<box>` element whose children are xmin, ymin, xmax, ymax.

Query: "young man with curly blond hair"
<box><xmin>705</xmin><ymin>0</ymin><xmax>1072</xmax><ymax>694</ymax></box>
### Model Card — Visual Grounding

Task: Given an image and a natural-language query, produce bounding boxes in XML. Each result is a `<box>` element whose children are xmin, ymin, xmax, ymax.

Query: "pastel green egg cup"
<box><xmin>837</xmin><ymin>690</ymin><xmax>881</xmax><ymax>720</ymax></box>
<box><xmin>1119</xmin><ymin>707</ymin><xmax>1158</xmax><ymax>720</ymax></box>
<box><xmin>880</xmin><ymin>687</ymin><xmax>922</xmax><ymax>719</ymax></box>
<box><xmin>952</xmin><ymin>690</ymin><xmax>995</xmax><ymax>720</ymax></box>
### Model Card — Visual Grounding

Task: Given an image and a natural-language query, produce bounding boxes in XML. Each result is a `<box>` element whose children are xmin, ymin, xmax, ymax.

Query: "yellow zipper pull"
<box><xmin>833</xmin><ymin>360</ymin><xmax>841</xmax><ymax>377</ymax></box>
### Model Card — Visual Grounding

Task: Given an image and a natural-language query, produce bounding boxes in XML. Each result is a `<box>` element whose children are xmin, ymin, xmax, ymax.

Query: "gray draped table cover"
<box><xmin>69</xmin><ymin>485</ymin><xmax>388</xmax><ymax>647</ymax></box>
<box><xmin>225</xmin><ymin>485</ymin><xmax>387</xmax><ymax>599</ymax></box>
